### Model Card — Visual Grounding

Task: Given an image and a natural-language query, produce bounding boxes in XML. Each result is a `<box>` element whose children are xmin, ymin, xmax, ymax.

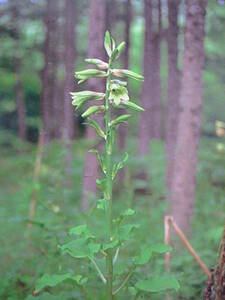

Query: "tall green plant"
<box><xmin>35</xmin><ymin>31</ymin><xmax>179</xmax><ymax>300</ymax></box>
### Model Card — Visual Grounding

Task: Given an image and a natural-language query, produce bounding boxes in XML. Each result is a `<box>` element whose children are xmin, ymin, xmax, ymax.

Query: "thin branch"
<box><xmin>164</xmin><ymin>216</ymin><xmax>171</xmax><ymax>272</ymax></box>
<box><xmin>89</xmin><ymin>257</ymin><xmax>107</xmax><ymax>284</ymax></box>
<box><xmin>113</xmin><ymin>247</ymin><xmax>120</xmax><ymax>265</ymax></box>
<box><xmin>113</xmin><ymin>266</ymin><xmax>135</xmax><ymax>295</ymax></box>
<box><xmin>165</xmin><ymin>215</ymin><xmax>211</xmax><ymax>278</ymax></box>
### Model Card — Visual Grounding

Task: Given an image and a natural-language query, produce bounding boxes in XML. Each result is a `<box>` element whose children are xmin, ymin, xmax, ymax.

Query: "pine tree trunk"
<box><xmin>151</xmin><ymin>0</ymin><xmax>162</xmax><ymax>139</ymax></box>
<box><xmin>170</xmin><ymin>0</ymin><xmax>207</xmax><ymax>231</ymax></box>
<box><xmin>138</xmin><ymin>0</ymin><xmax>153</xmax><ymax>160</ymax></box>
<box><xmin>138</xmin><ymin>0</ymin><xmax>162</xmax><ymax>165</ymax></box>
<box><xmin>12</xmin><ymin>2</ymin><xmax>26</xmax><ymax>141</ymax></box>
<box><xmin>82</xmin><ymin>0</ymin><xmax>106</xmax><ymax>211</ymax></box>
<box><xmin>63</xmin><ymin>0</ymin><xmax>76</xmax><ymax>141</ymax></box>
<box><xmin>15</xmin><ymin>46</ymin><xmax>26</xmax><ymax>141</ymax></box>
<box><xmin>166</xmin><ymin>0</ymin><xmax>180</xmax><ymax>191</ymax></box>
<box><xmin>41</xmin><ymin>0</ymin><xmax>53</xmax><ymax>143</ymax></box>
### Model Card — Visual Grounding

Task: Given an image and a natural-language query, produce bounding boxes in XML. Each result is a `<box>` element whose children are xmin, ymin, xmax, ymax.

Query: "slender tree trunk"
<box><xmin>12</xmin><ymin>2</ymin><xmax>27</xmax><ymax>141</ymax></box>
<box><xmin>15</xmin><ymin>48</ymin><xmax>26</xmax><ymax>141</ymax></box>
<box><xmin>117</xmin><ymin>0</ymin><xmax>132</xmax><ymax>151</ymax></box>
<box><xmin>166</xmin><ymin>0</ymin><xmax>180</xmax><ymax>192</ymax></box>
<box><xmin>151</xmin><ymin>0</ymin><xmax>162</xmax><ymax>139</ymax></box>
<box><xmin>82</xmin><ymin>0</ymin><xmax>106</xmax><ymax>211</ymax></box>
<box><xmin>63</xmin><ymin>0</ymin><xmax>76</xmax><ymax>141</ymax></box>
<box><xmin>138</xmin><ymin>0</ymin><xmax>162</xmax><ymax>162</ymax></box>
<box><xmin>53</xmin><ymin>1</ymin><xmax>64</xmax><ymax>139</ymax></box>
<box><xmin>138</xmin><ymin>0</ymin><xmax>153</xmax><ymax>158</ymax></box>
<box><xmin>170</xmin><ymin>0</ymin><xmax>207</xmax><ymax>231</ymax></box>
<box><xmin>41</xmin><ymin>0</ymin><xmax>53</xmax><ymax>143</ymax></box>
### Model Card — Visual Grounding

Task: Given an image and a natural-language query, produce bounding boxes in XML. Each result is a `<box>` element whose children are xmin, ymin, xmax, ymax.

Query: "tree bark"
<box><xmin>15</xmin><ymin>45</ymin><xmax>26</xmax><ymax>141</ymax></box>
<box><xmin>82</xmin><ymin>0</ymin><xmax>106</xmax><ymax>211</ymax></box>
<box><xmin>63</xmin><ymin>0</ymin><xmax>77</xmax><ymax>141</ymax></box>
<box><xmin>138</xmin><ymin>0</ymin><xmax>162</xmax><ymax>165</ymax></box>
<box><xmin>12</xmin><ymin>1</ymin><xmax>27</xmax><ymax>141</ymax></box>
<box><xmin>204</xmin><ymin>223</ymin><xmax>225</xmax><ymax>300</ymax></box>
<box><xmin>166</xmin><ymin>0</ymin><xmax>180</xmax><ymax>192</ymax></box>
<box><xmin>138</xmin><ymin>0</ymin><xmax>153</xmax><ymax>160</ymax></box>
<box><xmin>170</xmin><ymin>0</ymin><xmax>207</xmax><ymax>231</ymax></box>
<box><xmin>117</xmin><ymin>0</ymin><xmax>132</xmax><ymax>152</ymax></box>
<box><xmin>151</xmin><ymin>0</ymin><xmax>162</xmax><ymax>139</ymax></box>
<box><xmin>41</xmin><ymin>0</ymin><xmax>54</xmax><ymax>143</ymax></box>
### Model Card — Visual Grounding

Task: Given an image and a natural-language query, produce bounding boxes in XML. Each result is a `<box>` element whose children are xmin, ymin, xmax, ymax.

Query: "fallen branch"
<box><xmin>164</xmin><ymin>215</ymin><xmax>211</xmax><ymax>278</ymax></box>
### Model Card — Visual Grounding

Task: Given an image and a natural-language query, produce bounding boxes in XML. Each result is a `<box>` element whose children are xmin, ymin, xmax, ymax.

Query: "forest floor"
<box><xmin>0</xmin><ymin>133</ymin><xmax>224</xmax><ymax>300</ymax></box>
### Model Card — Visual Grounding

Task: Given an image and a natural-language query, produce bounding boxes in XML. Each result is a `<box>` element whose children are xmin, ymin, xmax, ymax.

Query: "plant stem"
<box><xmin>105</xmin><ymin>59</ymin><xmax>113</xmax><ymax>300</ymax></box>
<box><xmin>113</xmin><ymin>266</ymin><xmax>135</xmax><ymax>295</ymax></box>
<box><xmin>89</xmin><ymin>257</ymin><xmax>107</xmax><ymax>284</ymax></box>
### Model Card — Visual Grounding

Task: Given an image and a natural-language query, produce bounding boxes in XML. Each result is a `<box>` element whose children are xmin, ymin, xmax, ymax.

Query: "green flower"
<box><xmin>109</xmin><ymin>83</ymin><xmax>129</xmax><ymax>106</ymax></box>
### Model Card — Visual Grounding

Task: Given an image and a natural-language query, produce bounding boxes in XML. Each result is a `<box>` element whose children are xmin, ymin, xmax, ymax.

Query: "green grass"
<box><xmin>0</xmin><ymin>133</ymin><xmax>224</xmax><ymax>299</ymax></box>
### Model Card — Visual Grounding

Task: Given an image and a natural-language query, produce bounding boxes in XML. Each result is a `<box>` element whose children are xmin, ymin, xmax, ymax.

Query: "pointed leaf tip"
<box><xmin>104</xmin><ymin>31</ymin><xmax>112</xmax><ymax>57</ymax></box>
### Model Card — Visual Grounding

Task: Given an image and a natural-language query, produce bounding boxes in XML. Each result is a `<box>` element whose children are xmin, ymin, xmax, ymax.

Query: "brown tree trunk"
<box><xmin>117</xmin><ymin>0</ymin><xmax>132</xmax><ymax>152</ymax></box>
<box><xmin>41</xmin><ymin>0</ymin><xmax>54</xmax><ymax>143</ymax></box>
<box><xmin>138</xmin><ymin>0</ymin><xmax>162</xmax><ymax>164</ymax></box>
<box><xmin>12</xmin><ymin>1</ymin><xmax>27</xmax><ymax>141</ymax></box>
<box><xmin>151</xmin><ymin>0</ymin><xmax>162</xmax><ymax>139</ymax></box>
<box><xmin>82</xmin><ymin>0</ymin><xmax>106</xmax><ymax>211</ymax></box>
<box><xmin>170</xmin><ymin>0</ymin><xmax>207</xmax><ymax>231</ymax></box>
<box><xmin>15</xmin><ymin>47</ymin><xmax>26</xmax><ymax>141</ymax></box>
<box><xmin>166</xmin><ymin>0</ymin><xmax>180</xmax><ymax>192</ymax></box>
<box><xmin>138</xmin><ymin>0</ymin><xmax>153</xmax><ymax>159</ymax></box>
<box><xmin>63</xmin><ymin>0</ymin><xmax>77</xmax><ymax>141</ymax></box>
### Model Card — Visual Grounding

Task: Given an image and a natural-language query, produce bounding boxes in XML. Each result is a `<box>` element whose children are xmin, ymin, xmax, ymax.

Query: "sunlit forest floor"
<box><xmin>0</xmin><ymin>132</ymin><xmax>224</xmax><ymax>300</ymax></box>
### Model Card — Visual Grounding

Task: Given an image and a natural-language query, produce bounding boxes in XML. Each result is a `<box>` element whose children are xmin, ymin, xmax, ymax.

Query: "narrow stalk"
<box><xmin>89</xmin><ymin>257</ymin><xmax>107</xmax><ymax>284</ymax></box>
<box><xmin>105</xmin><ymin>59</ymin><xmax>113</xmax><ymax>300</ymax></box>
<box><xmin>113</xmin><ymin>266</ymin><xmax>135</xmax><ymax>295</ymax></box>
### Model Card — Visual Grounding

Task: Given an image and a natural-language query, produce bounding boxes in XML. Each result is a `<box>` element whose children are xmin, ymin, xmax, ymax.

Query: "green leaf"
<box><xmin>82</xmin><ymin>105</ymin><xmax>105</xmax><ymax>118</ymax></box>
<box><xmin>71</xmin><ymin>91</ymin><xmax>105</xmax><ymax>109</ymax></box>
<box><xmin>118</xmin><ymin>224</ymin><xmax>140</xmax><ymax>242</ymax></box>
<box><xmin>103</xmin><ymin>238</ymin><xmax>119</xmax><ymax>251</ymax></box>
<box><xmin>111</xmin><ymin>37</ymin><xmax>116</xmax><ymax>51</ymax></box>
<box><xmin>61</xmin><ymin>238</ymin><xmax>89</xmax><ymax>258</ymax></box>
<box><xmin>111</xmin><ymin>41</ymin><xmax>126</xmax><ymax>61</ymax></box>
<box><xmin>123</xmin><ymin>101</ymin><xmax>144</xmax><ymax>112</ymax></box>
<box><xmin>112</xmin><ymin>69</ymin><xmax>144</xmax><ymax>81</ymax></box>
<box><xmin>134</xmin><ymin>246</ymin><xmax>153</xmax><ymax>265</ymax></box>
<box><xmin>104</xmin><ymin>31</ymin><xmax>112</xmax><ymax>57</ymax></box>
<box><xmin>35</xmin><ymin>273</ymin><xmax>87</xmax><ymax>293</ymax></box>
<box><xmin>97</xmin><ymin>198</ymin><xmax>107</xmax><ymax>210</ymax></box>
<box><xmin>150</xmin><ymin>243</ymin><xmax>173</xmax><ymax>254</ymax></box>
<box><xmin>128</xmin><ymin>286</ymin><xmax>137</xmax><ymax>296</ymax></box>
<box><xmin>134</xmin><ymin>244</ymin><xmax>172</xmax><ymax>266</ymax></box>
<box><xmin>85</xmin><ymin>58</ymin><xmax>108</xmax><ymax>70</ymax></box>
<box><xmin>112</xmin><ymin>152</ymin><xmax>129</xmax><ymax>180</ymax></box>
<box><xmin>135</xmin><ymin>275</ymin><xmax>180</xmax><ymax>293</ymax></box>
<box><xmin>75</xmin><ymin>69</ymin><xmax>107</xmax><ymax>83</ymax></box>
<box><xmin>86</xmin><ymin>118</ymin><xmax>105</xmax><ymax>139</ymax></box>
<box><xmin>115</xmin><ymin>42</ymin><xmax>126</xmax><ymax>59</ymax></box>
<box><xmin>89</xmin><ymin>149</ymin><xmax>106</xmax><ymax>174</ymax></box>
<box><xmin>61</xmin><ymin>238</ymin><xmax>100</xmax><ymax>259</ymax></box>
<box><xmin>88</xmin><ymin>241</ymin><xmax>101</xmax><ymax>256</ymax></box>
<box><xmin>69</xmin><ymin>224</ymin><xmax>94</xmax><ymax>239</ymax></box>
<box><xmin>96</xmin><ymin>178</ymin><xmax>107</xmax><ymax>192</ymax></box>
<box><xmin>110</xmin><ymin>114</ymin><xmax>131</xmax><ymax>127</ymax></box>
<box><xmin>122</xmin><ymin>208</ymin><xmax>135</xmax><ymax>217</ymax></box>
